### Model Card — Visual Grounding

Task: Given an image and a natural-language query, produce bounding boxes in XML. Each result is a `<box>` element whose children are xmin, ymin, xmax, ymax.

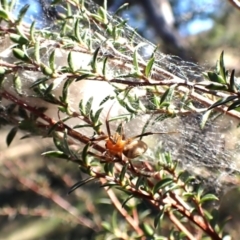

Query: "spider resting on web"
<box><xmin>69</xmin><ymin>105</ymin><xmax>176</xmax><ymax>194</ymax></box>
<box><xmin>91</xmin><ymin>105</ymin><xmax>176</xmax><ymax>161</ymax></box>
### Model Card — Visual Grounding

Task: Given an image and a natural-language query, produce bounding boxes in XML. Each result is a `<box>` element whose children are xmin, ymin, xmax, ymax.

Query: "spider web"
<box><xmin>82</xmin><ymin>0</ymin><xmax>240</xmax><ymax>192</ymax></box>
<box><xmin>1</xmin><ymin>0</ymin><xmax>240</xmax><ymax>193</ymax></box>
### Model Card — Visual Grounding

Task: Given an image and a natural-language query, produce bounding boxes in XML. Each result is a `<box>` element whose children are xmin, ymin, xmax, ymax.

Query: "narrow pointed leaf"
<box><xmin>228</xmin><ymin>99</ymin><xmax>240</xmax><ymax>111</ymax></box>
<box><xmin>91</xmin><ymin>47</ymin><xmax>100</xmax><ymax>72</ymax></box>
<box><xmin>200</xmin><ymin>110</ymin><xmax>211</xmax><ymax>129</ymax></box>
<box><xmin>120</xmin><ymin>163</ymin><xmax>128</xmax><ymax>183</ymax></box>
<box><xmin>219</xmin><ymin>51</ymin><xmax>226</xmax><ymax>83</ymax></box>
<box><xmin>30</xmin><ymin>21</ymin><xmax>36</xmax><ymax>42</ymax></box>
<box><xmin>42</xmin><ymin>150</ymin><xmax>69</xmax><ymax>159</ymax></box>
<box><xmin>85</xmin><ymin>97</ymin><xmax>93</xmax><ymax>116</ymax></box>
<box><xmin>154</xmin><ymin>209</ymin><xmax>165</xmax><ymax>228</ymax></box>
<box><xmin>208</xmin><ymin>96</ymin><xmax>237</xmax><ymax>110</ymax></box>
<box><xmin>122</xmin><ymin>194</ymin><xmax>134</xmax><ymax>208</ymax></box>
<box><xmin>160</xmin><ymin>85</ymin><xmax>176</xmax><ymax>105</ymax></box>
<box><xmin>229</xmin><ymin>69</ymin><xmax>236</xmax><ymax>92</ymax></box>
<box><xmin>6</xmin><ymin>126</ymin><xmax>18</xmax><ymax>146</ymax></box>
<box><xmin>49</xmin><ymin>50</ymin><xmax>56</xmax><ymax>71</ymax></box>
<box><xmin>68</xmin><ymin>177</ymin><xmax>95</xmax><ymax>194</ymax></box>
<box><xmin>207</xmin><ymin>72</ymin><xmax>225</xmax><ymax>84</ymax></box>
<box><xmin>17</xmin><ymin>4</ymin><xmax>30</xmax><ymax>23</ymax></box>
<box><xmin>153</xmin><ymin>178</ymin><xmax>173</xmax><ymax>194</ymax></box>
<box><xmin>200</xmin><ymin>194</ymin><xmax>218</xmax><ymax>204</ymax></box>
<box><xmin>145</xmin><ymin>57</ymin><xmax>154</xmax><ymax>77</ymax></box>
<box><xmin>13</xmin><ymin>75</ymin><xmax>22</xmax><ymax>95</ymax></box>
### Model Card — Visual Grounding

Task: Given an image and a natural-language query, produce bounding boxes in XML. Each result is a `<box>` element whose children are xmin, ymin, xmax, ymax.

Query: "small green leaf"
<box><xmin>49</xmin><ymin>50</ymin><xmax>56</xmax><ymax>71</ymax></box>
<box><xmin>200</xmin><ymin>110</ymin><xmax>211</xmax><ymax>129</ymax></box>
<box><xmin>17</xmin><ymin>4</ymin><xmax>30</xmax><ymax>23</ymax></box>
<box><xmin>111</xmin><ymin>210</ymin><xmax>117</xmax><ymax>231</ymax></box>
<box><xmin>183</xmin><ymin>175</ymin><xmax>196</xmax><ymax>185</ymax></box>
<box><xmin>205</xmin><ymin>82</ymin><xmax>228</xmax><ymax>91</ymax></box>
<box><xmin>104</xmin><ymin>162</ymin><xmax>114</xmax><ymax>176</ymax></box>
<box><xmin>12</xmin><ymin>48</ymin><xmax>30</xmax><ymax>62</ymax></box>
<box><xmin>73</xmin><ymin>124</ymin><xmax>92</xmax><ymax>129</ymax></box>
<box><xmin>53</xmin><ymin>134</ymin><xmax>64</xmax><ymax>152</ymax></box>
<box><xmin>0</xmin><ymin>69</ymin><xmax>5</xmax><ymax>87</ymax></box>
<box><xmin>122</xmin><ymin>194</ymin><xmax>134</xmax><ymax>208</ymax></box>
<box><xmin>10</xmin><ymin>33</ymin><xmax>28</xmax><ymax>44</ymax></box>
<box><xmin>6</xmin><ymin>126</ymin><xmax>18</xmax><ymax>146</ymax></box>
<box><xmin>133</xmin><ymin>49</ymin><xmax>141</xmax><ymax>75</ymax></box>
<box><xmin>30</xmin><ymin>77</ymin><xmax>49</xmax><ymax>88</ymax></box>
<box><xmin>75</xmin><ymin>73</ymin><xmax>94</xmax><ymax>81</ymax></box>
<box><xmin>16</xmin><ymin>25</ymin><xmax>28</xmax><ymax>43</ymax></box>
<box><xmin>153</xmin><ymin>178</ymin><xmax>173</xmax><ymax>194</ymax></box>
<box><xmin>82</xmin><ymin>143</ymin><xmax>90</xmax><ymax>164</ymax></box>
<box><xmin>219</xmin><ymin>51</ymin><xmax>227</xmax><ymax>83</ymax></box>
<box><xmin>74</xmin><ymin>18</ymin><xmax>83</xmax><ymax>43</ymax></box>
<box><xmin>9</xmin><ymin>0</ymin><xmax>17</xmax><ymax>12</ymax></box>
<box><xmin>101</xmin><ymin>222</ymin><xmax>111</xmax><ymax>231</ymax></box>
<box><xmin>67</xmin><ymin>51</ymin><xmax>75</xmax><ymax>72</ymax></box>
<box><xmin>0</xmin><ymin>9</ymin><xmax>9</xmax><ymax>20</ymax></box>
<box><xmin>41</xmin><ymin>150</ymin><xmax>69</xmax><ymax>159</ymax></box>
<box><xmin>40</xmin><ymin>63</ymin><xmax>53</xmax><ymax>76</ymax></box>
<box><xmin>34</xmin><ymin>39</ymin><xmax>41</xmax><ymax>64</ymax></box>
<box><xmin>208</xmin><ymin>96</ymin><xmax>237</xmax><ymax>110</ymax></box>
<box><xmin>91</xmin><ymin>47</ymin><xmax>100</xmax><ymax>73</ymax></box>
<box><xmin>99</xmin><ymin>95</ymin><xmax>112</xmax><ymax>106</ymax></box>
<box><xmin>142</xmin><ymin>223</ymin><xmax>154</xmax><ymax>236</ymax></box>
<box><xmin>79</xmin><ymin>100</ymin><xmax>85</xmax><ymax>115</ymax></box>
<box><xmin>135</xmin><ymin>176</ymin><xmax>146</xmax><ymax>189</ymax></box>
<box><xmin>228</xmin><ymin>99</ymin><xmax>240</xmax><ymax>111</ymax></box>
<box><xmin>145</xmin><ymin>57</ymin><xmax>154</xmax><ymax>77</ymax></box>
<box><xmin>183</xmin><ymin>192</ymin><xmax>195</xmax><ymax>199</ymax></box>
<box><xmin>114</xmin><ymin>3</ymin><xmax>129</xmax><ymax>15</ymax></box>
<box><xmin>102</xmin><ymin>57</ymin><xmax>108</xmax><ymax>77</ymax></box>
<box><xmin>119</xmin><ymin>163</ymin><xmax>128</xmax><ymax>183</ymax></box>
<box><xmin>160</xmin><ymin>85</ymin><xmax>176</xmax><ymax>105</ymax></box>
<box><xmin>0</xmin><ymin>67</ymin><xmax>6</xmax><ymax>75</ymax></box>
<box><xmin>154</xmin><ymin>208</ymin><xmax>165</xmax><ymax>228</ymax></box>
<box><xmin>229</xmin><ymin>69</ymin><xmax>236</xmax><ymax>92</ymax></box>
<box><xmin>18</xmin><ymin>107</ymin><xmax>28</xmax><ymax>119</ymax></box>
<box><xmin>92</xmin><ymin>107</ymin><xmax>103</xmax><ymax>124</ymax></box>
<box><xmin>68</xmin><ymin>177</ymin><xmax>95</xmax><ymax>194</ymax></box>
<box><xmin>30</xmin><ymin>21</ymin><xmax>36</xmax><ymax>42</ymax></box>
<box><xmin>200</xmin><ymin>194</ymin><xmax>219</xmax><ymax>204</ymax></box>
<box><xmin>62</xmin><ymin>79</ymin><xmax>73</xmax><ymax>103</ymax></box>
<box><xmin>1</xmin><ymin>0</ymin><xmax>9</xmax><ymax>10</ymax></box>
<box><xmin>85</xmin><ymin>97</ymin><xmax>93</xmax><ymax>116</ymax></box>
<box><xmin>44</xmin><ymin>82</ymin><xmax>54</xmax><ymax>95</ymax></box>
<box><xmin>101</xmin><ymin>0</ymin><xmax>108</xmax><ymax>23</ymax></box>
<box><xmin>13</xmin><ymin>74</ymin><xmax>22</xmax><ymax>95</ymax></box>
<box><xmin>207</xmin><ymin>72</ymin><xmax>225</xmax><ymax>84</ymax></box>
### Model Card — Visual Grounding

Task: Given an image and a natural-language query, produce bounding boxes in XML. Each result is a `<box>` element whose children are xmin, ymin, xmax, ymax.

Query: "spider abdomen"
<box><xmin>123</xmin><ymin>140</ymin><xmax>148</xmax><ymax>159</ymax></box>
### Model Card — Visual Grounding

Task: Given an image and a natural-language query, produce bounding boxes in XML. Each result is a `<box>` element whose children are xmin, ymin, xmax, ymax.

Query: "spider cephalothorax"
<box><xmin>105</xmin><ymin>132</ymin><xmax>148</xmax><ymax>159</ymax></box>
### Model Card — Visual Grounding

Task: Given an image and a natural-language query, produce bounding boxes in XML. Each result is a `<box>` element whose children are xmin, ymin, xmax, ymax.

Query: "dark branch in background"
<box><xmin>137</xmin><ymin>0</ymin><xmax>190</xmax><ymax>60</ymax></box>
<box><xmin>228</xmin><ymin>0</ymin><xmax>240</xmax><ymax>10</ymax></box>
<box><xmin>107</xmin><ymin>0</ymin><xmax>197</xmax><ymax>60</ymax></box>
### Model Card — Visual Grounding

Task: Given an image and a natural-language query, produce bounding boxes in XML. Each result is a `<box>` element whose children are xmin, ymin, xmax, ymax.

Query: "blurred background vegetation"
<box><xmin>1</xmin><ymin>0</ymin><xmax>240</xmax><ymax>239</ymax></box>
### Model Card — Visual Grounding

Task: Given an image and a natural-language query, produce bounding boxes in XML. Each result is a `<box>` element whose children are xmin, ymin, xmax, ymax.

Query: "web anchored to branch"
<box><xmin>0</xmin><ymin>0</ymin><xmax>240</xmax><ymax>194</ymax></box>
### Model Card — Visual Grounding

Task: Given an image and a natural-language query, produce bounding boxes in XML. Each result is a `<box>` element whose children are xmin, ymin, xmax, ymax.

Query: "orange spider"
<box><xmin>96</xmin><ymin>105</ymin><xmax>175</xmax><ymax>159</ymax></box>
<box><xmin>104</xmin><ymin>128</ymin><xmax>149</xmax><ymax>159</ymax></box>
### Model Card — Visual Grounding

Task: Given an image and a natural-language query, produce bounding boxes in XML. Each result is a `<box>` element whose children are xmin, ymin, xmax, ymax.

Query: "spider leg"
<box><xmin>105</xmin><ymin>102</ymin><xmax>115</xmax><ymax>137</ymax></box>
<box><xmin>90</xmin><ymin>135</ymin><xmax>108</xmax><ymax>142</ymax></box>
<box><xmin>131</xmin><ymin>131</ymin><xmax>178</xmax><ymax>140</ymax></box>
